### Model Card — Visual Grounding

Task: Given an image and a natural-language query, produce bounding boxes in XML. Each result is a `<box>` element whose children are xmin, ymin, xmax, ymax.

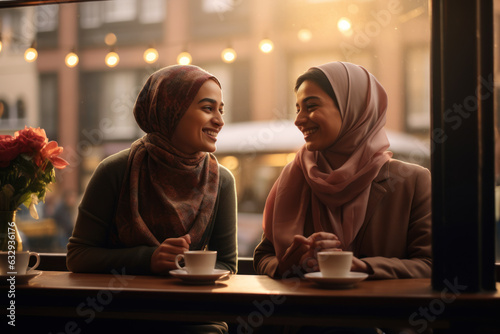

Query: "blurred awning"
<box><xmin>216</xmin><ymin>120</ymin><xmax>430</xmax><ymax>160</ymax></box>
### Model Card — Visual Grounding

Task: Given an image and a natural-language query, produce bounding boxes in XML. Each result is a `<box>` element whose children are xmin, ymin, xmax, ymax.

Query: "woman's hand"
<box><xmin>151</xmin><ymin>234</ymin><xmax>191</xmax><ymax>274</ymax></box>
<box><xmin>351</xmin><ymin>256</ymin><xmax>370</xmax><ymax>273</ymax></box>
<box><xmin>308</xmin><ymin>231</ymin><xmax>342</xmax><ymax>252</ymax></box>
<box><xmin>277</xmin><ymin>232</ymin><xmax>341</xmax><ymax>277</ymax></box>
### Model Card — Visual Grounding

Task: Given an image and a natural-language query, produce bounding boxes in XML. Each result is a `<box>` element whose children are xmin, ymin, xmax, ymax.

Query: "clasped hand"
<box><xmin>277</xmin><ymin>232</ymin><xmax>368</xmax><ymax>276</ymax></box>
<box><xmin>151</xmin><ymin>234</ymin><xmax>191</xmax><ymax>274</ymax></box>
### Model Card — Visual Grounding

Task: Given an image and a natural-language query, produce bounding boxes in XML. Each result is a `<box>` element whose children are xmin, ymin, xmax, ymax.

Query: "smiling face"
<box><xmin>170</xmin><ymin>79</ymin><xmax>224</xmax><ymax>155</ymax></box>
<box><xmin>294</xmin><ymin>80</ymin><xmax>342</xmax><ymax>151</ymax></box>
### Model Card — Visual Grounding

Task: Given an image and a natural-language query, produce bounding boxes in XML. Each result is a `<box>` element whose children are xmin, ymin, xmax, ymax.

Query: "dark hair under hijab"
<box><xmin>295</xmin><ymin>68</ymin><xmax>339</xmax><ymax>109</ymax></box>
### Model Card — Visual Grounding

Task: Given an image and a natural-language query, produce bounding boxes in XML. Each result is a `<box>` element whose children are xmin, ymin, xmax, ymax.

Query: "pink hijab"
<box><xmin>263</xmin><ymin>62</ymin><xmax>392</xmax><ymax>259</ymax></box>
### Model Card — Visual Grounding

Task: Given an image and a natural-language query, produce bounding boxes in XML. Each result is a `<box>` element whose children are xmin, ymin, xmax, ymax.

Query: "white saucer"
<box><xmin>0</xmin><ymin>270</ymin><xmax>42</xmax><ymax>285</ymax></box>
<box><xmin>169</xmin><ymin>269</ymin><xmax>230</xmax><ymax>285</ymax></box>
<box><xmin>304</xmin><ymin>272</ymin><xmax>368</xmax><ymax>288</ymax></box>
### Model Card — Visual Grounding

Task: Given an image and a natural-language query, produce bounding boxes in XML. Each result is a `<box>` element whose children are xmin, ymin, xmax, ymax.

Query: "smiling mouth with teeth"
<box><xmin>303</xmin><ymin>128</ymin><xmax>318</xmax><ymax>136</ymax></box>
<box><xmin>204</xmin><ymin>130</ymin><xmax>218</xmax><ymax>137</ymax></box>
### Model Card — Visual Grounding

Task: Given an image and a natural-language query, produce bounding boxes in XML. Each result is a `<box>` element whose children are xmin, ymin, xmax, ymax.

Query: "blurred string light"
<box><xmin>104</xmin><ymin>32</ymin><xmax>117</xmax><ymax>46</ymax></box>
<box><xmin>337</xmin><ymin>17</ymin><xmax>352</xmax><ymax>33</ymax></box>
<box><xmin>259</xmin><ymin>39</ymin><xmax>274</xmax><ymax>53</ymax></box>
<box><xmin>24</xmin><ymin>41</ymin><xmax>38</xmax><ymax>62</ymax></box>
<box><xmin>143</xmin><ymin>47</ymin><xmax>159</xmax><ymax>64</ymax></box>
<box><xmin>297</xmin><ymin>28</ymin><xmax>312</xmax><ymax>42</ymax></box>
<box><xmin>65</xmin><ymin>50</ymin><xmax>79</xmax><ymax>68</ymax></box>
<box><xmin>219</xmin><ymin>156</ymin><xmax>239</xmax><ymax>171</ymax></box>
<box><xmin>221</xmin><ymin>47</ymin><xmax>236</xmax><ymax>63</ymax></box>
<box><xmin>177</xmin><ymin>51</ymin><xmax>192</xmax><ymax>65</ymax></box>
<box><xmin>0</xmin><ymin>33</ymin><xmax>3</xmax><ymax>54</ymax></box>
<box><xmin>105</xmin><ymin>49</ymin><xmax>119</xmax><ymax>67</ymax></box>
<box><xmin>104</xmin><ymin>32</ymin><xmax>119</xmax><ymax>67</ymax></box>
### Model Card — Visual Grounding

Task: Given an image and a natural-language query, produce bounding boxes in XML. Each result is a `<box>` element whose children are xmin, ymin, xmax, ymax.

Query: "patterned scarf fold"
<box><xmin>113</xmin><ymin>65</ymin><xmax>220</xmax><ymax>248</ymax></box>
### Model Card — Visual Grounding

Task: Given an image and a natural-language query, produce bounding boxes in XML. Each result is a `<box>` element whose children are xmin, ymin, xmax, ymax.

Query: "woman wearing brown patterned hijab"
<box><xmin>68</xmin><ymin>65</ymin><xmax>237</xmax><ymax>279</ymax></box>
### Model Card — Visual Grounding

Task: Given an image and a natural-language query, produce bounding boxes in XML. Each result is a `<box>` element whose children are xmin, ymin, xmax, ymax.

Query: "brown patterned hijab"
<box><xmin>113</xmin><ymin>65</ymin><xmax>221</xmax><ymax>249</ymax></box>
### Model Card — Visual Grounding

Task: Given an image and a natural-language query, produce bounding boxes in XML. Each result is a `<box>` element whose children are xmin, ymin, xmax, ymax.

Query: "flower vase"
<box><xmin>0</xmin><ymin>210</ymin><xmax>23</xmax><ymax>252</ymax></box>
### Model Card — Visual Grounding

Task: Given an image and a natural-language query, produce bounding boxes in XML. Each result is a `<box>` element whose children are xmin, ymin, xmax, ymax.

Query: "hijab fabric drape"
<box><xmin>264</xmin><ymin>62</ymin><xmax>392</xmax><ymax>259</ymax></box>
<box><xmin>113</xmin><ymin>65</ymin><xmax>220</xmax><ymax>249</ymax></box>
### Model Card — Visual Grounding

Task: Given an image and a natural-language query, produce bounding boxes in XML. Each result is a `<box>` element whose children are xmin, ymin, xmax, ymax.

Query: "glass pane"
<box><xmin>103</xmin><ymin>0</ymin><xmax>137</xmax><ymax>23</ymax></box>
<box><xmin>139</xmin><ymin>0</ymin><xmax>166</xmax><ymax>23</ymax></box>
<box><xmin>35</xmin><ymin>5</ymin><xmax>58</xmax><ymax>32</ymax></box>
<box><xmin>0</xmin><ymin>0</ymin><xmax>436</xmax><ymax>257</ymax></box>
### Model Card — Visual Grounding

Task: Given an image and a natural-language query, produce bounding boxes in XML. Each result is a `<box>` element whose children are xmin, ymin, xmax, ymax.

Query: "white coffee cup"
<box><xmin>175</xmin><ymin>250</ymin><xmax>217</xmax><ymax>275</ymax></box>
<box><xmin>317</xmin><ymin>251</ymin><xmax>353</xmax><ymax>277</ymax></box>
<box><xmin>0</xmin><ymin>251</ymin><xmax>41</xmax><ymax>275</ymax></box>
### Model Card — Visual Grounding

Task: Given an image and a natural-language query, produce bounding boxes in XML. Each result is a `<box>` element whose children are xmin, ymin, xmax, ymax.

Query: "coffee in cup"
<box><xmin>175</xmin><ymin>250</ymin><xmax>217</xmax><ymax>275</ymax></box>
<box><xmin>317</xmin><ymin>251</ymin><xmax>352</xmax><ymax>277</ymax></box>
<box><xmin>0</xmin><ymin>251</ymin><xmax>40</xmax><ymax>275</ymax></box>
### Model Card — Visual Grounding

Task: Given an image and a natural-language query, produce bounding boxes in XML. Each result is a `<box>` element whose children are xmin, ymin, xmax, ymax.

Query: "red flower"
<box><xmin>0</xmin><ymin>135</ymin><xmax>22</xmax><ymax>167</ymax></box>
<box><xmin>40</xmin><ymin>141</ymin><xmax>69</xmax><ymax>169</ymax></box>
<box><xmin>14</xmin><ymin>127</ymin><xmax>49</xmax><ymax>167</ymax></box>
<box><xmin>15</xmin><ymin>126</ymin><xmax>48</xmax><ymax>153</ymax></box>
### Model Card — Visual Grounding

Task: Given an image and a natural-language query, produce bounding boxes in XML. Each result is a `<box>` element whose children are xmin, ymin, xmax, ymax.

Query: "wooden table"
<box><xmin>1</xmin><ymin>271</ymin><xmax>500</xmax><ymax>333</ymax></box>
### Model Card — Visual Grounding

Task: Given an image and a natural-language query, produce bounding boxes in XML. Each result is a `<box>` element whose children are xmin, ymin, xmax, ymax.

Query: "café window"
<box><xmin>405</xmin><ymin>45</ymin><xmax>431</xmax><ymax>132</ymax></box>
<box><xmin>191</xmin><ymin>0</ymin><xmax>250</xmax><ymax>38</ymax></box>
<box><xmin>139</xmin><ymin>0</ymin><xmax>165</xmax><ymax>23</ymax></box>
<box><xmin>78</xmin><ymin>0</ymin><xmax>165</xmax><ymax>47</ymax></box>
<box><xmin>79</xmin><ymin>2</ymin><xmax>101</xmax><ymax>29</ymax></box>
<box><xmin>103</xmin><ymin>0</ymin><xmax>137</xmax><ymax>23</ymax></box>
<box><xmin>39</xmin><ymin>73</ymin><xmax>59</xmax><ymax>141</ymax></box>
<box><xmin>35</xmin><ymin>5</ymin><xmax>58</xmax><ymax>32</ymax></box>
<box><xmin>16</xmin><ymin>98</ymin><xmax>26</xmax><ymax>119</ymax></box>
<box><xmin>0</xmin><ymin>99</ymin><xmax>9</xmax><ymax>121</ymax></box>
<box><xmin>35</xmin><ymin>5</ymin><xmax>59</xmax><ymax>49</ymax></box>
<box><xmin>0</xmin><ymin>8</ymin><xmax>31</xmax><ymax>51</ymax></box>
<box><xmin>1</xmin><ymin>0</ymin><xmax>497</xmax><ymax>263</ymax></box>
<box><xmin>80</xmin><ymin>70</ymin><xmax>144</xmax><ymax>142</ymax></box>
<box><xmin>80</xmin><ymin>0</ymin><xmax>165</xmax><ymax>27</ymax></box>
<box><xmin>0</xmin><ymin>97</ymin><xmax>27</xmax><ymax>129</ymax></box>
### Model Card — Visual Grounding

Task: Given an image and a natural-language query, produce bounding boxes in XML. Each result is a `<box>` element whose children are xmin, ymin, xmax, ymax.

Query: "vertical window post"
<box><xmin>431</xmin><ymin>0</ymin><xmax>496</xmax><ymax>291</ymax></box>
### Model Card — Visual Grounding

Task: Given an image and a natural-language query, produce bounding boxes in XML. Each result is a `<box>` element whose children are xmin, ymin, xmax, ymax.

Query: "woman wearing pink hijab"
<box><xmin>254</xmin><ymin>61</ymin><xmax>431</xmax><ymax>280</ymax></box>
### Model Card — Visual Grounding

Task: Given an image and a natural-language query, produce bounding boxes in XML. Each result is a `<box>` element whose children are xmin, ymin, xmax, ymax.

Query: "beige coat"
<box><xmin>253</xmin><ymin>159</ymin><xmax>432</xmax><ymax>280</ymax></box>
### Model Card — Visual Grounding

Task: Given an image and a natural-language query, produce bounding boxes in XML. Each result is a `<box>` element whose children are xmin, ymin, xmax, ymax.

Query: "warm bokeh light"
<box><xmin>24</xmin><ymin>47</ymin><xmax>38</xmax><ymax>62</ymax></box>
<box><xmin>348</xmin><ymin>4</ymin><xmax>359</xmax><ymax>14</ymax></box>
<box><xmin>259</xmin><ymin>39</ymin><xmax>274</xmax><ymax>53</ymax></box>
<box><xmin>337</xmin><ymin>17</ymin><xmax>352</xmax><ymax>33</ymax></box>
<box><xmin>177</xmin><ymin>51</ymin><xmax>192</xmax><ymax>65</ymax></box>
<box><xmin>0</xmin><ymin>40</ymin><xmax>3</xmax><ymax>54</ymax></box>
<box><xmin>260</xmin><ymin>153</ymin><xmax>294</xmax><ymax>167</ymax></box>
<box><xmin>221</xmin><ymin>48</ymin><xmax>236</xmax><ymax>63</ymax></box>
<box><xmin>143</xmin><ymin>48</ymin><xmax>159</xmax><ymax>64</ymax></box>
<box><xmin>297</xmin><ymin>29</ymin><xmax>312</xmax><ymax>42</ymax></box>
<box><xmin>219</xmin><ymin>156</ymin><xmax>239</xmax><ymax>171</ymax></box>
<box><xmin>105</xmin><ymin>33</ymin><xmax>117</xmax><ymax>46</ymax></box>
<box><xmin>105</xmin><ymin>51</ymin><xmax>119</xmax><ymax>67</ymax></box>
<box><xmin>65</xmin><ymin>52</ymin><xmax>79</xmax><ymax>68</ymax></box>
<box><xmin>286</xmin><ymin>153</ymin><xmax>296</xmax><ymax>164</ymax></box>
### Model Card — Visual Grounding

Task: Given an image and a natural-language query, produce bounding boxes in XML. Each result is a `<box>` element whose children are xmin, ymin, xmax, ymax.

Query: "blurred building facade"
<box><xmin>0</xmin><ymin>0</ymin><xmax>433</xmax><ymax>189</ymax></box>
